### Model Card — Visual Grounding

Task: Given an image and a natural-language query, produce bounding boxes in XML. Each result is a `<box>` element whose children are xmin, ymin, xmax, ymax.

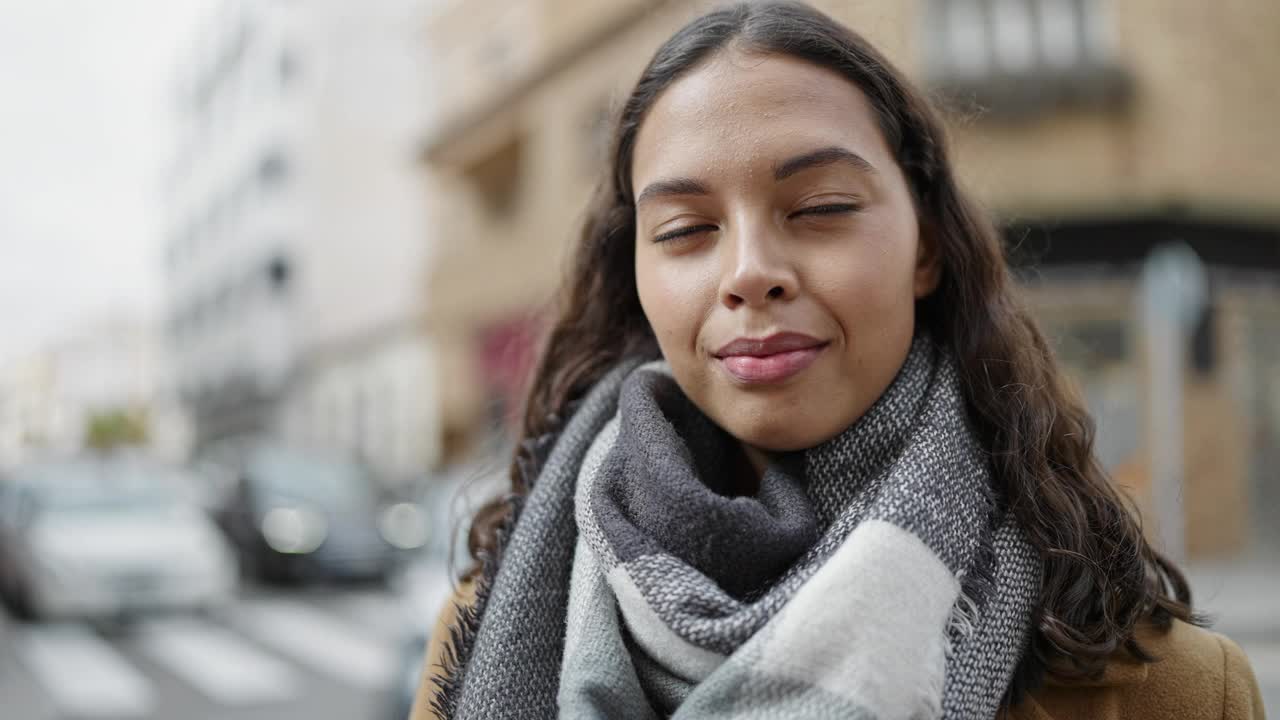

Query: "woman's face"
<box><xmin>631</xmin><ymin>51</ymin><xmax>938</xmax><ymax>458</ymax></box>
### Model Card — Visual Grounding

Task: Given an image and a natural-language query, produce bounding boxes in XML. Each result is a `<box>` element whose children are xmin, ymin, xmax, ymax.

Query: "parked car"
<box><xmin>207</xmin><ymin>444</ymin><xmax>427</xmax><ymax>583</ymax></box>
<box><xmin>382</xmin><ymin>459</ymin><xmax>505</xmax><ymax>720</ymax></box>
<box><xmin>0</xmin><ymin>455</ymin><xmax>238</xmax><ymax>621</ymax></box>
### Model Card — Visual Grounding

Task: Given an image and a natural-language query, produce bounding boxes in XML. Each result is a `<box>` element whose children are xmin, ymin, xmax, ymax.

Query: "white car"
<box><xmin>0</xmin><ymin>456</ymin><xmax>238</xmax><ymax>620</ymax></box>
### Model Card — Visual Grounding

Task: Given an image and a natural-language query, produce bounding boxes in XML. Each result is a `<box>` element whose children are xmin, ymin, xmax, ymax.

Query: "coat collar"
<box><xmin>1037</xmin><ymin>620</ymin><xmax>1174</xmax><ymax>690</ymax></box>
<box><xmin>1008</xmin><ymin>626</ymin><xmax>1162</xmax><ymax>719</ymax></box>
<box><xmin>1042</xmin><ymin>655</ymin><xmax>1150</xmax><ymax>688</ymax></box>
<box><xmin>1008</xmin><ymin>660</ymin><xmax>1149</xmax><ymax>720</ymax></box>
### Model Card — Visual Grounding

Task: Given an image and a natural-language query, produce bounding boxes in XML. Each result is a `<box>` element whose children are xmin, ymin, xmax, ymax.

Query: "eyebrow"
<box><xmin>635</xmin><ymin>177</ymin><xmax>711</xmax><ymax>207</ymax></box>
<box><xmin>635</xmin><ymin>146</ymin><xmax>875</xmax><ymax>207</ymax></box>
<box><xmin>773</xmin><ymin>146</ymin><xmax>876</xmax><ymax>181</ymax></box>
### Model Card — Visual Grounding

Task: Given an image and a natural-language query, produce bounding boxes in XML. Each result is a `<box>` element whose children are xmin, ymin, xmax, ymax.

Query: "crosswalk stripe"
<box><xmin>232</xmin><ymin>598</ymin><xmax>398</xmax><ymax>690</ymax></box>
<box><xmin>134</xmin><ymin>617</ymin><xmax>301</xmax><ymax>705</ymax></box>
<box><xmin>15</xmin><ymin>623</ymin><xmax>155</xmax><ymax>717</ymax></box>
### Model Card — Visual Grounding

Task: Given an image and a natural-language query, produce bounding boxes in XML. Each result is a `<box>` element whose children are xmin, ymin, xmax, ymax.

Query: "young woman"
<box><xmin>411</xmin><ymin>2</ymin><xmax>1264</xmax><ymax>718</ymax></box>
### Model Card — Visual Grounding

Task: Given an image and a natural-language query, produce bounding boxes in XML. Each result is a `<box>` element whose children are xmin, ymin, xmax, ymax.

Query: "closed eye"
<box><xmin>654</xmin><ymin>224</ymin><xmax>717</xmax><ymax>243</ymax></box>
<box><xmin>653</xmin><ymin>203</ymin><xmax>859</xmax><ymax>242</ymax></box>
<box><xmin>789</xmin><ymin>203</ymin><xmax>862</xmax><ymax>219</ymax></box>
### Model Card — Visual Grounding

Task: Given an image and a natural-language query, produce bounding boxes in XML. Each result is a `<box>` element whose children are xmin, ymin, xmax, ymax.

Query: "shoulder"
<box><xmin>1122</xmin><ymin>621</ymin><xmax>1265</xmax><ymax>720</ymax></box>
<box><xmin>1011</xmin><ymin>620</ymin><xmax>1266</xmax><ymax>720</ymax></box>
<box><xmin>409</xmin><ymin>577</ymin><xmax>479</xmax><ymax>720</ymax></box>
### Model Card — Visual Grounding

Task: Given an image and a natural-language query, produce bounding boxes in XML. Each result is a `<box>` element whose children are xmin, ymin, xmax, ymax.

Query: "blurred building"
<box><xmin>163</xmin><ymin>0</ymin><xmax>443</xmax><ymax>483</ymax></box>
<box><xmin>418</xmin><ymin>0</ymin><xmax>1280</xmax><ymax>558</ymax></box>
<box><xmin>0</xmin><ymin>314</ymin><xmax>190</xmax><ymax>467</ymax></box>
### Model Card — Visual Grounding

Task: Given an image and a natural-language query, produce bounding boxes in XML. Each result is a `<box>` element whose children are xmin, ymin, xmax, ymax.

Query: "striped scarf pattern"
<box><xmin>444</xmin><ymin>335</ymin><xmax>1040</xmax><ymax>719</ymax></box>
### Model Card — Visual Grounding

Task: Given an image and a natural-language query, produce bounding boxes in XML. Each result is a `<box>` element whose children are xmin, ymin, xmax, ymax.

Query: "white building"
<box><xmin>0</xmin><ymin>315</ymin><xmax>190</xmax><ymax>468</ymax></box>
<box><xmin>0</xmin><ymin>353</ymin><xmax>64</xmax><ymax>467</ymax></box>
<box><xmin>164</xmin><ymin>0</ymin><xmax>441</xmax><ymax>484</ymax></box>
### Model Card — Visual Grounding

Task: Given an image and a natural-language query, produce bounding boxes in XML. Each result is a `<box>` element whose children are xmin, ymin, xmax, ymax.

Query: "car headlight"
<box><xmin>377</xmin><ymin>502</ymin><xmax>427</xmax><ymax>550</ymax></box>
<box><xmin>261</xmin><ymin>507</ymin><xmax>328</xmax><ymax>554</ymax></box>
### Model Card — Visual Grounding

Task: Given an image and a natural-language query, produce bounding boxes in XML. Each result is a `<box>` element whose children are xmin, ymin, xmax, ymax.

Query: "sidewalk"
<box><xmin>1187</xmin><ymin>553</ymin><xmax>1280</xmax><ymax>714</ymax></box>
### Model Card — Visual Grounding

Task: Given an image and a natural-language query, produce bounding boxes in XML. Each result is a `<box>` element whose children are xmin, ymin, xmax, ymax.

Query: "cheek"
<box><xmin>636</xmin><ymin>252</ymin><xmax>716</xmax><ymax>352</ymax></box>
<box><xmin>814</xmin><ymin>230</ymin><xmax>919</xmax><ymax>323</ymax></box>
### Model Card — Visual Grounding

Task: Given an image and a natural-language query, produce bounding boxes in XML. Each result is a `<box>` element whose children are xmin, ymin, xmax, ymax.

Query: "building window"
<box><xmin>462</xmin><ymin>132</ymin><xmax>524</xmax><ymax>219</ymax></box>
<box><xmin>1037</xmin><ymin>0</ymin><xmax>1081</xmax><ymax>69</ymax></box>
<box><xmin>1189</xmin><ymin>301</ymin><xmax>1216</xmax><ymax>376</ymax></box>
<box><xmin>167</xmin><ymin>311</ymin><xmax>183</xmax><ymax>341</ymax></box>
<box><xmin>189</xmin><ymin>297</ymin><xmax>205</xmax><ymax>332</ymax></box>
<box><xmin>267</xmin><ymin>254</ymin><xmax>291</xmax><ymax>293</ymax></box>
<box><xmin>258</xmin><ymin>147</ymin><xmax>290</xmax><ymax>187</ymax></box>
<box><xmin>1041</xmin><ymin>312</ymin><xmax>1137</xmax><ymax>471</ymax></box>
<box><xmin>279</xmin><ymin>50</ymin><xmax>297</xmax><ymax>90</ymax></box>
<box><xmin>938</xmin><ymin>0</ymin><xmax>990</xmax><ymax>79</ymax></box>
<box><xmin>166</xmin><ymin>235</ymin><xmax>182</xmax><ymax>272</ymax></box>
<box><xmin>1054</xmin><ymin>317</ymin><xmax>1128</xmax><ymax>371</ymax></box>
<box><xmin>923</xmin><ymin>0</ymin><xmax>1129</xmax><ymax>117</ymax></box>
<box><xmin>991</xmin><ymin>0</ymin><xmax>1037</xmax><ymax>74</ymax></box>
<box><xmin>214</xmin><ymin>283</ymin><xmax>233</xmax><ymax>321</ymax></box>
<box><xmin>580</xmin><ymin>98</ymin><xmax>613</xmax><ymax>179</ymax></box>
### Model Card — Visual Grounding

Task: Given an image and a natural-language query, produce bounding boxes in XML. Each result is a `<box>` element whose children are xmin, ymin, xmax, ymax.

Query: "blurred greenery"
<box><xmin>85</xmin><ymin>409</ymin><xmax>149</xmax><ymax>450</ymax></box>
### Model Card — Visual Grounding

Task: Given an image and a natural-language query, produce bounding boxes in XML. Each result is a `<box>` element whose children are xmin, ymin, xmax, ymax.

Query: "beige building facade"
<box><xmin>419</xmin><ymin>0</ymin><xmax>1280</xmax><ymax>558</ymax></box>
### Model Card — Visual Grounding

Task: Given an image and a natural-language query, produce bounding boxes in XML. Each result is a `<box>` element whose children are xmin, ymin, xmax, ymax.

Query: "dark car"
<box><xmin>208</xmin><ymin>445</ymin><xmax>426</xmax><ymax>583</ymax></box>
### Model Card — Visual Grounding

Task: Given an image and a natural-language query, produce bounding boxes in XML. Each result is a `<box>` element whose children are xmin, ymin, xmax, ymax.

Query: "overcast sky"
<box><xmin>0</xmin><ymin>0</ymin><xmax>214</xmax><ymax>364</ymax></box>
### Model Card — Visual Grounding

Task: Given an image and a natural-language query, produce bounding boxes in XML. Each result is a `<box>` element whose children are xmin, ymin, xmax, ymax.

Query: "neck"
<box><xmin>736</xmin><ymin>443</ymin><xmax>770</xmax><ymax>495</ymax></box>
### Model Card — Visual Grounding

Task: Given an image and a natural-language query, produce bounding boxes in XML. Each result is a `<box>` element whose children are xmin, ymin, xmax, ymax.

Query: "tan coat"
<box><xmin>410</xmin><ymin>580</ymin><xmax>1266</xmax><ymax>720</ymax></box>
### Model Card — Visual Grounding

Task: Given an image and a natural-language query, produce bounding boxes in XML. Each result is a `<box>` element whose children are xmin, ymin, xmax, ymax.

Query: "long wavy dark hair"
<box><xmin>456</xmin><ymin>0</ymin><xmax>1196</xmax><ymax>707</ymax></box>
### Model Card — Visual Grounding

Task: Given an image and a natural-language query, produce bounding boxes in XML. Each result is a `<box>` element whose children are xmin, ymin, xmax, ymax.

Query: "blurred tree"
<box><xmin>85</xmin><ymin>409</ymin><xmax>149</xmax><ymax>450</ymax></box>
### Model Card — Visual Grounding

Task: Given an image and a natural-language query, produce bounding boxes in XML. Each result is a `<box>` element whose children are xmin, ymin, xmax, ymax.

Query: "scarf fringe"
<box><xmin>429</xmin><ymin>419</ymin><xmax>565</xmax><ymax>719</ymax></box>
<box><xmin>945</xmin><ymin>519</ymin><xmax>1000</xmax><ymax>656</ymax></box>
<box><xmin>428</xmin><ymin>491</ymin><xmax>525</xmax><ymax>720</ymax></box>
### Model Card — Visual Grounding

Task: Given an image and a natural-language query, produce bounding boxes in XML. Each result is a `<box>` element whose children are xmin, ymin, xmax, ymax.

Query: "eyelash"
<box><xmin>653</xmin><ymin>203</ymin><xmax>862</xmax><ymax>243</ymax></box>
<box><xmin>794</xmin><ymin>202</ymin><xmax>861</xmax><ymax>217</ymax></box>
<box><xmin>654</xmin><ymin>224</ymin><xmax>717</xmax><ymax>243</ymax></box>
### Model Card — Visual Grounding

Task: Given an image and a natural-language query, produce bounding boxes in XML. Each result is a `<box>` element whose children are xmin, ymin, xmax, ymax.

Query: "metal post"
<box><xmin>1138</xmin><ymin>242</ymin><xmax>1207</xmax><ymax>563</ymax></box>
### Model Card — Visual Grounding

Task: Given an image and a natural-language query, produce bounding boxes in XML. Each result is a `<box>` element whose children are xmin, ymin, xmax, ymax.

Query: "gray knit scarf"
<box><xmin>437</xmin><ymin>335</ymin><xmax>1041</xmax><ymax>720</ymax></box>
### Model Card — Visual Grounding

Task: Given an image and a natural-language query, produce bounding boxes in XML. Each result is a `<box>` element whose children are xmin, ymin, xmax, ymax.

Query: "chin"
<box><xmin>705</xmin><ymin>380</ymin><xmax>848</xmax><ymax>453</ymax></box>
<box><xmin>724</xmin><ymin>415</ymin><xmax>837</xmax><ymax>454</ymax></box>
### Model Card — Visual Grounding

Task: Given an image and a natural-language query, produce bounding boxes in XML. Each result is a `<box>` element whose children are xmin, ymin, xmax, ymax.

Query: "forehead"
<box><xmin>631</xmin><ymin>51</ymin><xmax>893</xmax><ymax>190</ymax></box>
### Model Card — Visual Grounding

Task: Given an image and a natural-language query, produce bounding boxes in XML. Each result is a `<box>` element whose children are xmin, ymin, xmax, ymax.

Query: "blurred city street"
<box><xmin>0</xmin><ymin>0</ymin><xmax>1277</xmax><ymax>718</ymax></box>
<box><xmin>0</xmin><ymin>577</ymin><xmax>430</xmax><ymax>720</ymax></box>
<box><xmin>1189</xmin><ymin>554</ymin><xmax>1280</xmax><ymax>713</ymax></box>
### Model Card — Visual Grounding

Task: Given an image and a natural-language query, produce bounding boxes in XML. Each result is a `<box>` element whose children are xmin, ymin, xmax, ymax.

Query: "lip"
<box><xmin>713</xmin><ymin>332</ymin><xmax>829</xmax><ymax>384</ymax></box>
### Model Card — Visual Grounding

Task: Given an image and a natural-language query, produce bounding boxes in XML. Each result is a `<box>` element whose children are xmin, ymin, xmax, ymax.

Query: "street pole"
<box><xmin>1138</xmin><ymin>242</ymin><xmax>1207</xmax><ymax>564</ymax></box>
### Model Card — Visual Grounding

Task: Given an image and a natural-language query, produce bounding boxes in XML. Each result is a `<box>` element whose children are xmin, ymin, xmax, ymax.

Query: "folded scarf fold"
<box><xmin>446</xmin><ymin>334</ymin><xmax>1041</xmax><ymax>720</ymax></box>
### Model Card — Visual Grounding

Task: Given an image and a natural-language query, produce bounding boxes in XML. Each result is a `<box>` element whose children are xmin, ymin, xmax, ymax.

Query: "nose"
<box><xmin>719</xmin><ymin>223</ymin><xmax>797</xmax><ymax>309</ymax></box>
